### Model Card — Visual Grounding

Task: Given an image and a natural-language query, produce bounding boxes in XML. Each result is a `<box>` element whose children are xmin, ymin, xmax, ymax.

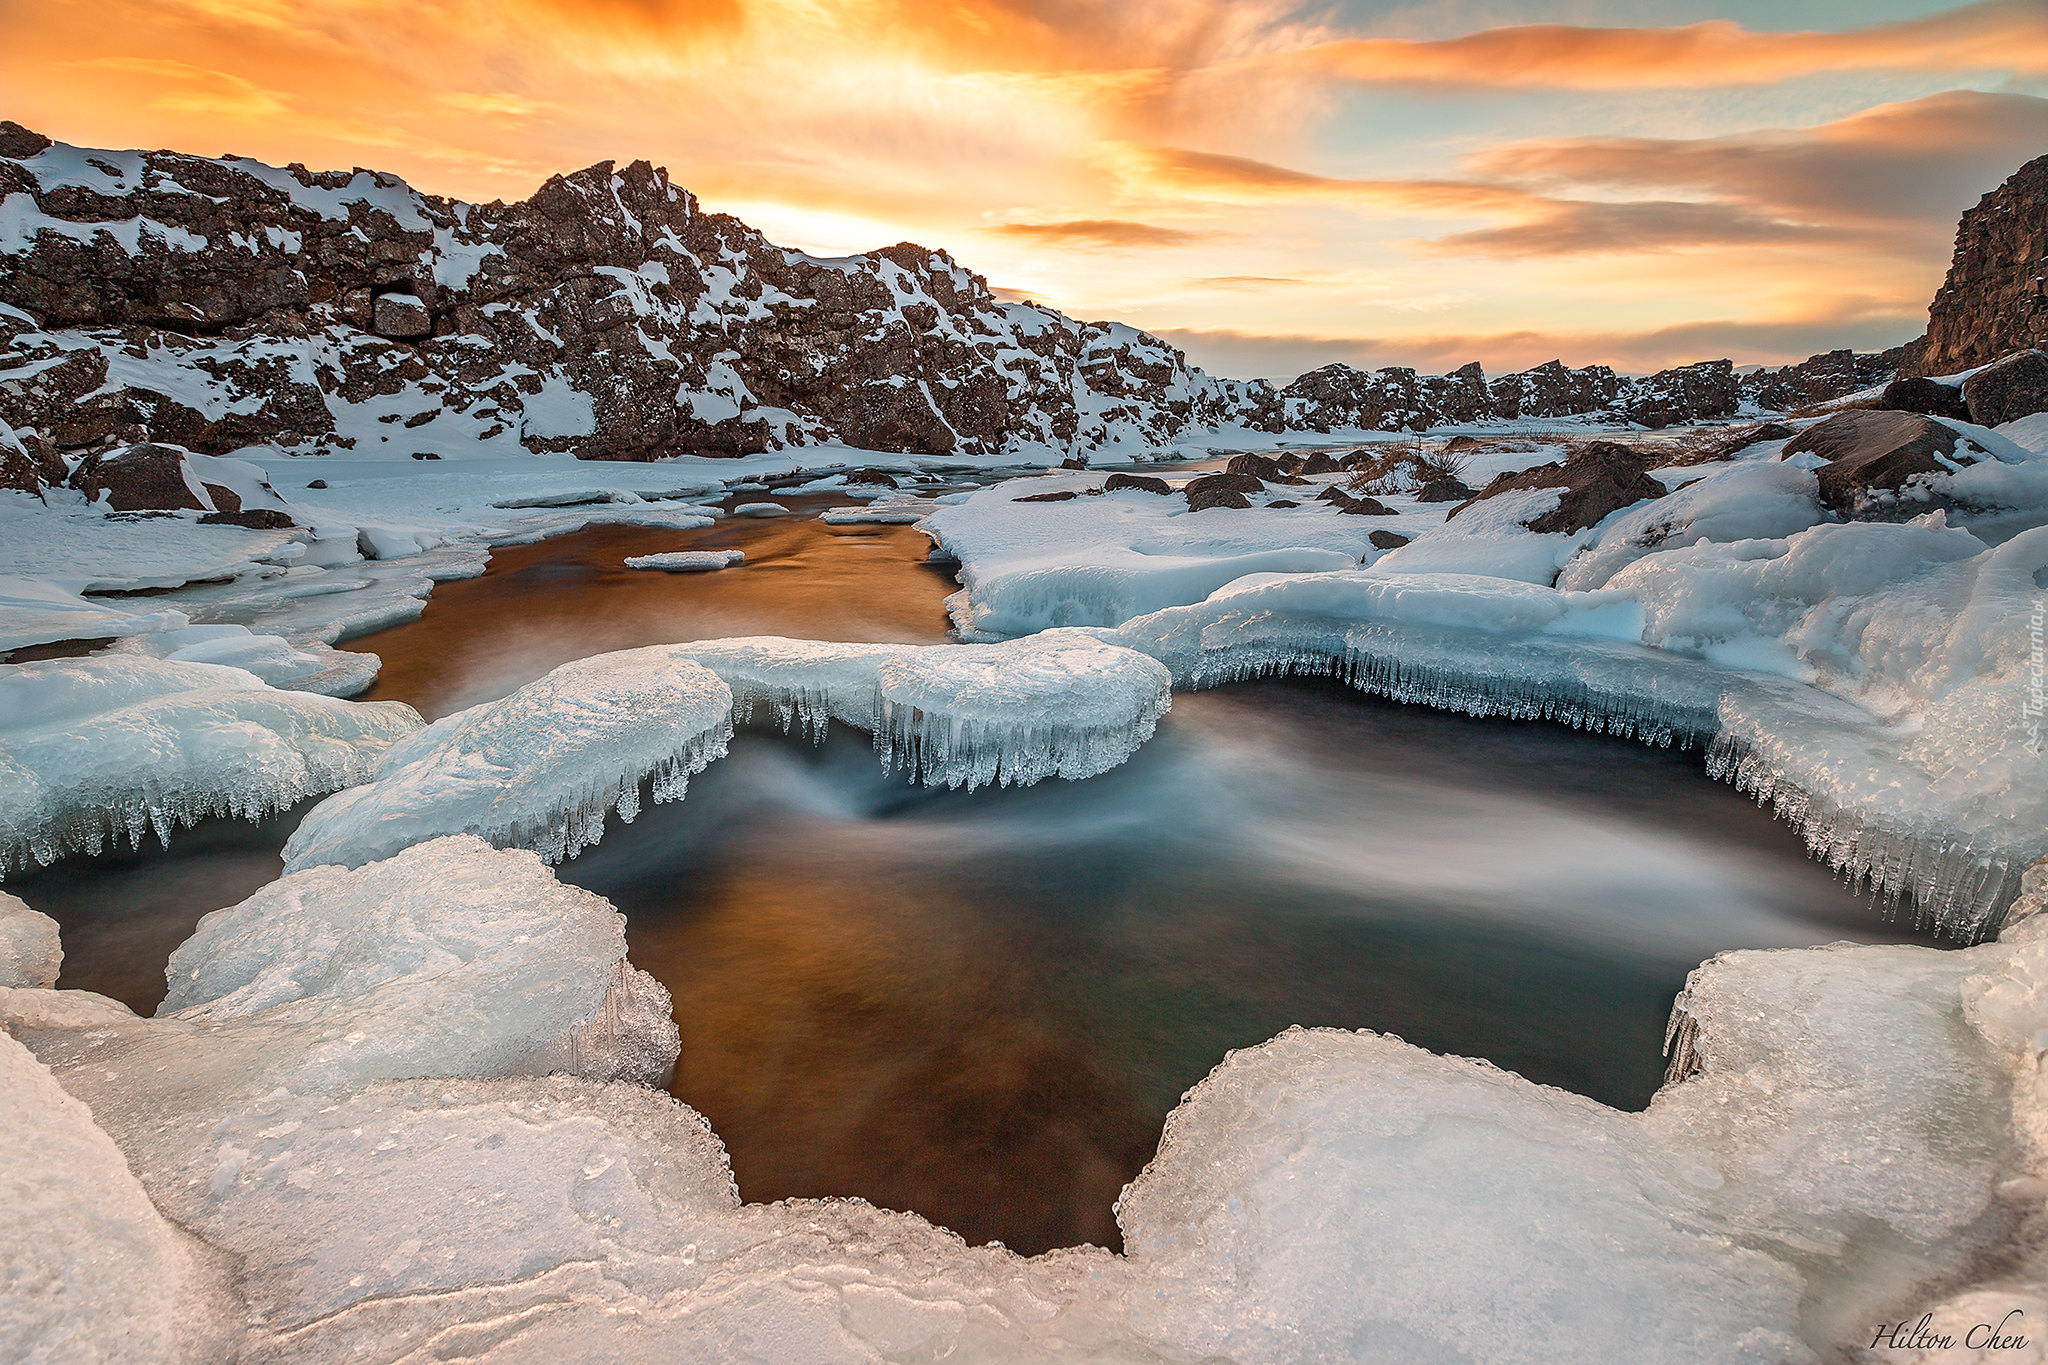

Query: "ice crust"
<box><xmin>623</xmin><ymin>548</ymin><xmax>744</xmax><ymax>572</ymax></box>
<box><xmin>8</xmin><ymin>858</ymin><xmax>2046</xmax><ymax>1362</ymax></box>
<box><xmin>0</xmin><ymin>890</ymin><xmax>60</xmax><ymax>993</ymax></box>
<box><xmin>282</xmin><ymin>649</ymin><xmax>737</xmax><ymax>872</ymax></box>
<box><xmin>285</xmin><ymin>635</ymin><xmax>1173</xmax><ymax>872</ymax></box>
<box><xmin>0</xmin><ymin>655</ymin><xmax>421</xmax><ymax>879</ymax></box>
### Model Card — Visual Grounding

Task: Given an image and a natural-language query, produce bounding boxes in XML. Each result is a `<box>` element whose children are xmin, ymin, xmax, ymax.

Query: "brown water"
<box><xmin>355</xmin><ymin>498</ymin><xmax>958</xmax><ymax>718</ymax></box>
<box><xmin>18</xmin><ymin>504</ymin><xmax>1943</xmax><ymax>1257</ymax></box>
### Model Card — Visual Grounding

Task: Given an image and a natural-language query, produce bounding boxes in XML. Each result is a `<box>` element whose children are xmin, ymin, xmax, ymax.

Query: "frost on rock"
<box><xmin>0</xmin><ymin>889</ymin><xmax>60</xmax><ymax>989</ymax></box>
<box><xmin>159</xmin><ymin>836</ymin><xmax>678</xmax><ymax>1089</ymax></box>
<box><xmin>282</xmin><ymin>649</ymin><xmax>734</xmax><ymax>872</ymax></box>
<box><xmin>623</xmin><ymin>549</ymin><xmax>744</xmax><ymax>572</ymax></box>
<box><xmin>0</xmin><ymin>655</ymin><xmax>421</xmax><ymax>880</ymax></box>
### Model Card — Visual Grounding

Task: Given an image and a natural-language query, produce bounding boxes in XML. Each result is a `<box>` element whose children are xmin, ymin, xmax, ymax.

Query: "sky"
<box><xmin>3</xmin><ymin>0</ymin><xmax>2046</xmax><ymax>379</ymax></box>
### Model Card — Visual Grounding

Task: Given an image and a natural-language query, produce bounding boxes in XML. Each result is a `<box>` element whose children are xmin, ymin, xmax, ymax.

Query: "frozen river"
<box><xmin>14</xmin><ymin>507</ymin><xmax>1941</xmax><ymax>1254</ymax></box>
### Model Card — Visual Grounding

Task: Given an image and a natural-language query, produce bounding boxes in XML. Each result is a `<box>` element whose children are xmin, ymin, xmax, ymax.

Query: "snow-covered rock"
<box><xmin>0</xmin><ymin>655</ymin><xmax>421</xmax><ymax>878</ymax></box>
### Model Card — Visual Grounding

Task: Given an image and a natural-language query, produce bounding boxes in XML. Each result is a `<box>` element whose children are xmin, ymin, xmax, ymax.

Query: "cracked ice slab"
<box><xmin>0</xmin><ymin>655</ymin><xmax>422</xmax><ymax>879</ymax></box>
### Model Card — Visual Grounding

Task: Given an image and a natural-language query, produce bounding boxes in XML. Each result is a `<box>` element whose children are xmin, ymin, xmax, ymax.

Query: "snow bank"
<box><xmin>110</xmin><ymin>622</ymin><xmax>379</xmax><ymax>696</ymax></box>
<box><xmin>921</xmin><ymin>476</ymin><xmax>1378</xmax><ymax>638</ymax></box>
<box><xmin>282</xmin><ymin>650</ymin><xmax>736</xmax><ymax>872</ymax></box>
<box><xmin>0</xmin><ymin>573</ymin><xmax>191</xmax><ymax>654</ymax></box>
<box><xmin>624</xmin><ymin>548</ymin><xmax>744</xmax><ymax>572</ymax></box>
<box><xmin>0</xmin><ymin>1031</ymin><xmax>214</xmax><ymax>1364</ymax></box>
<box><xmin>0</xmin><ymin>655</ymin><xmax>421</xmax><ymax>879</ymax></box>
<box><xmin>0</xmin><ymin>890</ymin><xmax>59</xmax><ymax>991</ymax></box>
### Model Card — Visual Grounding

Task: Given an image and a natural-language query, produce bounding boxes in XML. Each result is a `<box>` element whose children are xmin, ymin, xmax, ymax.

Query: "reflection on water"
<box><xmin>561</xmin><ymin>677</ymin><xmax>1937</xmax><ymax>1255</ymax></box>
<box><xmin>352</xmin><ymin>504</ymin><xmax>958</xmax><ymax>718</ymax></box>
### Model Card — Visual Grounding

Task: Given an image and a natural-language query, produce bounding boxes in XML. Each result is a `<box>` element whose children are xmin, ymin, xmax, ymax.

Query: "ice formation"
<box><xmin>282</xmin><ymin>649</ymin><xmax>737</xmax><ymax>872</ymax></box>
<box><xmin>623</xmin><ymin>548</ymin><xmax>744</xmax><ymax>571</ymax></box>
<box><xmin>6</xmin><ymin>855</ymin><xmax>2046</xmax><ymax>1361</ymax></box>
<box><xmin>0</xmin><ymin>890</ymin><xmax>59</xmax><ymax>990</ymax></box>
<box><xmin>676</xmin><ymin>633</ymin><xmax>1174</xmax><ymax>788</ymax></box>
<box><xmin>0</xmin><ymin>1032</ymin><xmax>222</xmax><ymax>1364</ymax></box>
<box><xmin>0</xmin><ymin>655</ymin><xmax>421</xmax><ymax>879</ymax></box>
<box><xmin>163</xmin><ymin>836</ymin><xmax>678</xmax><ymax>1088</ymax></box>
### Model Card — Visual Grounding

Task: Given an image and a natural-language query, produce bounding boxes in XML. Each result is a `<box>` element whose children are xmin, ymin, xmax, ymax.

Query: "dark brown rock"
<box><xmin>1781</xmin><ymin>410</ymin><xmax>1959</xmax><ymax>515</ymax></box>
<box><xmin>1103</xmin><ymin>472</ymin><xmax>1171</xmax><ymax>494</ymax></box>
<box><xmin>1299</xmin><ymin>451</ymin><xmax>1341</xmax><ymax>475</ymax></box>
<box><xmin>67</xmin><ymin>443</ymin><xmax>206</xmax><ymax>511</ymax></box>
<box><xmin>1451</xmin><ymin>441</ymin><xmax>1665</xmax><ymax>533</ymax></box>
<box><xmin>1414</xmin><ymin>478</ymin><xmax>1472</xmax><ymax>503</ymax></box>
<box><xmin>0</xmin><ymin>121</ymin><xmax>51</xmax><ymax>159</ymax></box>
<box><xmin>1877</xmin><ymin>377</ymin><xmax>1971</xmax><ymax>421</ymax></box>
<box><xmin>1961</xmin><ymin>350</ymin><xmax>2048</xmax><ymax>427</ymax></box>
<box><xmin>1013</xmin><ymin>489</ymin><xmax>1078</xmax><ymax>502</ymax></box>
<box><xmin>200</xmin><ymin>507</ymin><xmax>296</xmax><ymax>529</ymax></box>
<box><xmin>1226</xmin><ymin>452</ymin><xmax>1303</xmax><ymax>483</ymax></box>
<box><xmin>372</xmin><ymin>294</ymin><xmax>432</xmax><ymax>339</ymax></box>
<box><xmin>842</xmin><ymin>467</ymin><xmax>900</xmax><ymax>487</ymax></box>
<box><xmin>1315</xmin><ymin>485</ymin><xmax>1394</xmax><ymax>515</ymax></box>
<box><xmin>1185</xmin><ymin>472</ymin><xmax>1262</xmax><ymax>511</ymax></box>
<box><xmin>1369</xmin><ymin>529</ymin><xmax>1410</xmax><ymax>550</ymax></box>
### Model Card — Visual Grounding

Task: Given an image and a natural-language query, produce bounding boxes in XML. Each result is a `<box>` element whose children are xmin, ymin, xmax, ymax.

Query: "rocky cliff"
<box><xmin>0</xmin><ymin>121</ymin><xmax>1900</xmax><ymax>469</ymax></box>
<box><xmin>1907</xmin><ymin>153</ymin><xmax>2048</xmax><ymax>377</ymax></box>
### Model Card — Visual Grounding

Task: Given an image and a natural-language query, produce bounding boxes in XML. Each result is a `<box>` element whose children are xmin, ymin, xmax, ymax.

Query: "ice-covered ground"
<box><xmin>4</xmin><ymin>845</ymin><xmax>2045</xmax><ymax>1361</ymax></box>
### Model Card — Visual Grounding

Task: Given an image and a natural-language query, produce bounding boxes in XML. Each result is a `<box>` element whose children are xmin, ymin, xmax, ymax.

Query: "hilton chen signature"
<box><xmin>1869</xmin><ymin>1310</ymin><xmax>2029</xmax><ymax>1352</ymax></box>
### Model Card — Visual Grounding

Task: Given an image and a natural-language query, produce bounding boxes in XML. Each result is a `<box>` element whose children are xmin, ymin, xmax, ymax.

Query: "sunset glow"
<box><xmin>5</xmin><ymin>0</ymin><xmax>2045</xmax><ymax>376</ymax></box>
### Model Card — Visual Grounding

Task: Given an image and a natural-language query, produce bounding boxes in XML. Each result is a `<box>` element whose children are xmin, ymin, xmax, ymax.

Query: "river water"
<box><xmin>13</xmin><ymin>503</ymin><xmax>1940</xmax><ymax>1255</ymax></box>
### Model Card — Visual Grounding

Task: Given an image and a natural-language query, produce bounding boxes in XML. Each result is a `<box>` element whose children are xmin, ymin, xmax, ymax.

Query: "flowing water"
<box><xmin>14</xmin><ymin>503</ymin><xmax>1944</xmax><ymax>1256</ymax></box>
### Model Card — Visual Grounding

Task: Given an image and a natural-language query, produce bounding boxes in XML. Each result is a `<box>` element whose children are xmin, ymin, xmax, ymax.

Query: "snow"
<box><xmin>731</xmin><ymin>500</ymin><xmax>791</xmax><ymax>517</ymax></box>
<box><xmin>110</xmin><ymin>623</ymin><xmax>380</xmax><ymax>697</ymax></box>
<box><xmin>624</xmin><ymin>549</ymin><xmax>743</xmax><ymax>572</ymax></box>
<box><xmin>0</xmin><ymin>1032</ymin><xmax>214</xmax><ymax>1364</ymax></box>
<box><xmin>0</xmin><ymin>890</ymin><xmax>60</xmax><ymax>989</ymax></box>
<box><xmin>0</xmin><ymin>573</ymin><xmax>191</xmax><ymax>653</ymax></box>
<box><xmin>0</xmin><ymin>655</ymin><xmax>422</xmax><ymax>879</ymax></box>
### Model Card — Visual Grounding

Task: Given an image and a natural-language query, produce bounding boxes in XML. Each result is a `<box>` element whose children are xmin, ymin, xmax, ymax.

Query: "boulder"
<box><xmin>1315</xmin><ymin>486</ymin><xmax>1394</xmax><ymax>515</ymax></box>
<box><xmin>1961</xmin><ymin>350</ymin><xmax>2048</xmax><ymax>427</ymax></box>
<box><xmin>1184</xmin><ymin>472</ymin><xmax>1262</xmax><ymax>511</ymax></box>
<box><xmin>1103</xmin><ymin>472</ymin><xmax>1171</xmax><ymax>494</ymax></box>
<box><xmin>1780</xmin><ymin>410</ymin><xmax>1959</xmax><ymax>515</ymax></box>
<box><xmin>1451</xmin><ymin>441</ymin><xmax>1664</xmax><ymax>534</ymax></box>
<box><xmin>1369</xmin><ymin>529</ymin><xmax>1410</xmax><ymax>551</ymax></box>
<box><xmin>200</xmin><ymin>508</ymin><xmax>297</xmax><ymax>529</ymax></box>
<box><xmin>842</xmin><ymin>468</ymin><xmax>900</xmax><ymax>487</ymax></box>
<box><xmin>1299</xmin><ymin>451</ymin><xmax>1342</xmax><ymax>475</ymax></box>
<box><xmin>1877</xmin><ymin>377</ymin><xmax>1971</xmax><ymax>422</ymax></box>
<box><xmin>1013</xmin><ymin>489</ymin><xmax>1078</xmax><ymax>503</ymax></box>
<box><xmin>1226</xmin><ymin>453</ymin><xmax>1303</xmax><ymax>483</ymax></box>
<box><xmin>67</xmin><ymin>444</ymin><xmax>206</xmax><ymax>512</ymax></box>
<box><xmin>1414</xmin><ymin>478</ymin><xmax>1472</xmax><ymax>503</ymax></box>
<box><xmin>371</xmin><ymin>293</ymin><xmax>432</xmax><ymax>340</ymax></box>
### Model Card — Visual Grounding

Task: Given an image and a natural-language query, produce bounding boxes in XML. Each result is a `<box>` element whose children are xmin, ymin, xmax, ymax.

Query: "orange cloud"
<box><xmin>994</xmin><ymin>219</ymin><xmax>1204</xmax><ymax>247</ymax></box>
<box><xmin>1275</xmin><ymin>0</ymin><xmax>2048</xmax><ymax>90</ymax></box>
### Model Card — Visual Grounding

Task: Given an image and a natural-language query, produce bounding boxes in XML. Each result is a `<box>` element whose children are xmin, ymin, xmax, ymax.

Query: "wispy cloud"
<box><xmin>994</xmin><ymin>219</ymin><xmax>1204</xmax><ymax>247</ymax></box>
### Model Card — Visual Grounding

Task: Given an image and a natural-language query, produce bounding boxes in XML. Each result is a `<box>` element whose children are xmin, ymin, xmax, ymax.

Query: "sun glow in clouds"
<box><xmin>3</xmin><ymin>0</ymin><xmax>2044</xmax><ymax>376</ymax></box>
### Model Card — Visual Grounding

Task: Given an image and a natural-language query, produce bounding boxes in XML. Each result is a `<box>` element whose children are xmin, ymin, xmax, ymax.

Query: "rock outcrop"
<box><xmin>1909</xmin><ymin>154</ymin><xmax>2048</xmax><ymax>377</ymax></box>
<box><xmin>0</xmin><ymin>121</ymin><xmax>1938</xmax><ymax>467</ymax></box>
<box><xmin>1960</xmin><ymin>349</ymin><xmax>2048</xmax><ymax>427</ymax></box>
